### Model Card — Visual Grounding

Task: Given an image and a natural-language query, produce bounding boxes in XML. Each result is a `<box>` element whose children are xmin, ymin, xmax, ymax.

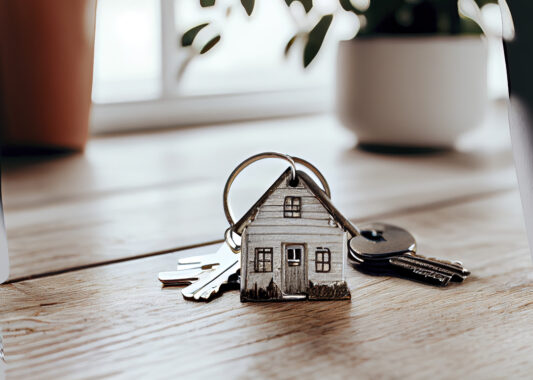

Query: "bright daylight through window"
<box><xmin>91</xmin><ymin>0</ymin><xmax>506</xmax><ymax>132</ymax></box>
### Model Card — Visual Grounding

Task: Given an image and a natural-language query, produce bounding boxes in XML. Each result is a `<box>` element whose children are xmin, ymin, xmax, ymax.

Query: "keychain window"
<box><xmin>284</xmin><ymin>196</ymin><xmax>301</xmax><ymax>218</ymax></box>
<box><xmin>316</xmin><ymin>248</ymin><xmax>331</xmax><ymax>272</ymax></box>
<box><xmin>255</xmin><ymin>248</ymin><xmax>273</xmax><ymax>272</ymax></box>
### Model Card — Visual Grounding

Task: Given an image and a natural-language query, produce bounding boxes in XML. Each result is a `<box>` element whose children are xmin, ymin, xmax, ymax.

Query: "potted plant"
<box><xmin>336</xmin><ymin>0</ymin><xmax>497</xmax><ymax>151</ymax></box>
<box><xmin>184</xmin><ymin>0</ymin><xmax>498</xmax><ymax>150</ymax></box>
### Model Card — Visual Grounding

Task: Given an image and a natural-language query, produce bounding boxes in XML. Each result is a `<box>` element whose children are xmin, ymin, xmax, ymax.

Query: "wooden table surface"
<box><xmin>1</xmin><ymin>103</ymin><xmax>532</xmax><ymax>379</ymax></box>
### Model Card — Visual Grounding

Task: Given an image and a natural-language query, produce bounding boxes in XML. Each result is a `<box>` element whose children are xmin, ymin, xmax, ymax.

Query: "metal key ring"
<box><xmin>223</xmin><ymin>152</ymin><xmax>331</xmax><ymax>252</ymax></box>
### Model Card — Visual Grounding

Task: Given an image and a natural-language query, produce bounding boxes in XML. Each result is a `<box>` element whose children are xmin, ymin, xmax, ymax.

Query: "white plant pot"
<box><xmin>337</xmin><ymin>36</ymin><xmax>488</xmax><ymax>149</ymax></box>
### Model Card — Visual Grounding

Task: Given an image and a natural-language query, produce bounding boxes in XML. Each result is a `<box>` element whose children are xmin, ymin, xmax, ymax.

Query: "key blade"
<box><xmin>181</xmin><ymin>244</ymin><xmax>240</xmax><ymax>300</ymax></box>
<box><xmin>158</xmin><ymin>271</ymin><xmax>194</xmax><ymax>286</ymax></box>
<box><xmin>158</xmin><ymin>268</ymin><xmax>214</xmax><ymax>286</ymax></box>
<box><xmin>389</xmin><ymin>256</ymin><xmax>454</xmax><ymax>286</ymax></box>
<box><xmin>183</xmin><ymin>260</ymin><xmax>239</xmax><ymax>300</ymax></box>
<box><xmin>177</xmin><ymin>252</ymin><xmax>224</xmax><ymax>270</ymax></box>
<box><xmin>404</xmin><ymin>253</ymin><xmax>470</xmax><ymax>282</ymax></box>
<box><xmin>177</xmin><ymin>262</ymin><xmax>218</xmax><ymax>271</ymax></box>
<box><xmin>196</xmin><ymin>283</ymin><xmax>221</xmax><ymax>300</ymax></box>
<box><xmin>196</xmin><ymin>281</ymin><xmax>220</xmax><ymax>300</ymax></box>
<box><xmin>197</xmin><ymin>271</ymin><xmax>238</xmax><ymax>300</ymax></box>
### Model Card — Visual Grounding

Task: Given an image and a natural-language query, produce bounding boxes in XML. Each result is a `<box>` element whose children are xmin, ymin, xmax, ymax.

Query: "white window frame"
<box><xmin>90</xmin><ymin>0</ymin><xmax>333</xmax><ymax>134</ymax></box>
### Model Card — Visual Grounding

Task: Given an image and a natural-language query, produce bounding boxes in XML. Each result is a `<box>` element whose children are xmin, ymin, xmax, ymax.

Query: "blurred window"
<box><xmin>92</xmin><ymin>0</ymin><xmax>341</xmax><ymax>132</ymax></box>
<box><xmin>92</xmin><ymin>0</ymin><xmax>507</xmax><ymax>133</ymax></box>
<box><xmin>93</xmin><ymin>0</ymin><xmax>162</xmax><ymax>104</ymax></box>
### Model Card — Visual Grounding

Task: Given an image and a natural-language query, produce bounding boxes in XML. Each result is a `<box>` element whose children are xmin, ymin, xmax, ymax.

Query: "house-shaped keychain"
<box><xmin>232</xmin><ymin>168</ymin><xmax>356</xmax><ymax>301</ymax></box>
<box><xmin>159</xmin><ymin>153</ymin><xmax>471</xmax><ymax>301</ymax></box>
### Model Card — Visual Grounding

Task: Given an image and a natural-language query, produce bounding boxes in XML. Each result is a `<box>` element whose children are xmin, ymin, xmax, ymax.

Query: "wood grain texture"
<box><xmin>1</xmin><ymin>191</ymin><xmax>531</xmax><ymax>379</ymax></box>
<box><xmin>2</xmin><ymin>108</ymin><xmax>518</xmax><ymax>280</ymax></box>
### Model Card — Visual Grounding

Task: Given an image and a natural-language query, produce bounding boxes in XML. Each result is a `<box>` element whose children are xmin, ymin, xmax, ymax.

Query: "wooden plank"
<box><xmin>3</xmin><ymin>109</ymin><xmax>518</xmax><ymax>280</ymax></box>
<box><xmin>1</xmin><ymin>190</ymin><xmax>531</xmax><ymax>379</ymax></box>
<box><xmin>2</xmin><ymin>110</ymin><xmax>513</xmax><ymax>212</ymax></box>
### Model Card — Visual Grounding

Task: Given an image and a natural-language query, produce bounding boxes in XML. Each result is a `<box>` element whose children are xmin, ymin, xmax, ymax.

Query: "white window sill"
<box><xmin>90</xmin><ymin>86</ymin><xmax>334</xmax><ymax>134</ymax></box>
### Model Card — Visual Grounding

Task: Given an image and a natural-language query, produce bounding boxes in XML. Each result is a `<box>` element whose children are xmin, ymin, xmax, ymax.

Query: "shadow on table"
<box><xmin>241</xmin><ymin>300</ymin><xmax>358</xmax><ymax>370</ymax></box>
<box><xmin>341</xmin><ymin>144</ymin><xmax>513</xmax><ymax>172</ymax></box>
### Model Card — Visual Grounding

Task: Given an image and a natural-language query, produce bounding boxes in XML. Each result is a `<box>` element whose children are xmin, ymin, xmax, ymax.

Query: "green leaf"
<box><xmin>285</xmin><ymin>0</ymin><xmax>313</xmax><ymax>13</ymax></box>
<box><xmin>339</xmin><ymin>0</ymin><xmax>357</xmax><ymax>13</ymax></box>
<box><xmin>200</xmin><ymin>0</ymin><xmax>215</xmax><ymax>7</ymax></box>
<box><xmin>475</xmin><ymin>0</ymin><xmax>498</xmax><ymax>6</ymax></box>
<box><xmin>458</xmin><ymin>17</ymin><xmax>484</xmax><ymax>35</ymax></box>
<box><xmin>356</xmin><ymin>0</ymin><xmax>405</xmax><ymax>35</ymax></box>
<box><xmin>303</xmin><ymin>14</ymin><xmax>332</xmax><ymax>68</ymax></box>
<box><xmin>240</xmin><ymin>0</ymin><xmax>254</xmax><ymax>16</ymax></box>
<box><xmin>284</xmin><ymin>35</ymin><xmax>298</xmax><ymax>57</ymax></box>
<box><xmin>181</xmin><ymin>23</ymin><xmax>209</xmax><ymax>47</ymax></box>
<box><xmin>200</xmin><ymin>35</ymin><xmax>221</xmax><ymax>54</ymax></box>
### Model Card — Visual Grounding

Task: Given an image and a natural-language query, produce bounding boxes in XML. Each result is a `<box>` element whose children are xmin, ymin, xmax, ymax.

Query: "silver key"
<box><xmin>158</xmin><ymin>251</ymin><xmax>224</xmax><ymax>286</ymax></box>
<box><xmin>158</xmin><ymin>243</ymin><xmax>240</xmax><ymax>300</ymax></box>
<box><xmin>349</xmin><ymin>222</ymin><xmax>470</xmax><ymax>286</ymax></box>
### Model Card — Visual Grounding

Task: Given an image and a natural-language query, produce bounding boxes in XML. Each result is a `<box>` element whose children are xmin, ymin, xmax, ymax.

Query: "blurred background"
<box><xmin>0</xmin><ymin>0</ymin><xmax>511</xmax><ymax>150</ymax></box>
<box><xmin>92</xmin><ymin>0</ymin><xmax>336</xmax><ymax>130</ymax></box>
<box><xmin>3</xmin><ymin>4</ymin><xmax>532</xmax><ymax>378</ymax></box>
<box><xmin>92</xmin><ymin>0</ymin><xmax>508</xmax><ymax>133</ymax></box>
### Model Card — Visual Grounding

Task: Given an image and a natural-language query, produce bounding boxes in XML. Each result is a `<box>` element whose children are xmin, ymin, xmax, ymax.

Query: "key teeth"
<box><xmin>447</xmin><ymin>265</ymin><xmax>471</xmax><ymax>282</ymax></box>
<box><xmin>202</xmin><ymin>284</ymin><xmax>223</xmax><ymax>300</ymax></box>
<box><xmin>450</xmin><ymin>270</ymin><xmax>470</xmax><ymax>283</ymax></box>
<box><xmin>194</xmin><ymin>291</ymin><xmax>205</xmax><ymax>301</ymax></box>
<box><xmin>200</xmin><ymin>289</ymin><xmax>214</xmax><ymax>300</ymax></box>
<box><xmin>182</xmin><ymin>288</ymin><xmax>207</xmax><ymax>301</ymax></box>
<box><xmin>435</xmin><ymin>276</ymin><xmax>451</xmax><ymax>287</ymax></box>
<box><xmin>193</xmin><ymin>286</ymin><xmax>215</xmax><ymax>301</ymax></box>
<box><xmin>183</xmin><ymin>282</ymin><xmax>223</xmax><ymax>301</ymax></box>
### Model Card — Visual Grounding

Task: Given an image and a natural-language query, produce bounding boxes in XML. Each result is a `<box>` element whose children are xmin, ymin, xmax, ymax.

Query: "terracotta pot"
<box><xmin>0</xmin><ymin>0</ymin><xmax>96</xmax><ymax>152</ymax></box>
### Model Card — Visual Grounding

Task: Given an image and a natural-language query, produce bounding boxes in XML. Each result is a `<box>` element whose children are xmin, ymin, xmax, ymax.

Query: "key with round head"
<box><xmin>349</xmin><ymin>222</ymin><xmax>470</xmax><ymax>286</ymax></box>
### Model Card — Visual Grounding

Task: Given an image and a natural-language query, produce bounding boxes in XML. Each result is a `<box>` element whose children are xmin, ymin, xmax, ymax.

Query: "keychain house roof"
<box><xmin>235</xmin><ymin>168</ymin><xmax>356</xmax><ymax>301</ymax></box>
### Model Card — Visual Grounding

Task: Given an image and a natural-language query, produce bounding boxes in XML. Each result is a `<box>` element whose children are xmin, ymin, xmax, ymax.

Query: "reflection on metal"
<box><xmin>349</xmin><ymin>223</ymin><xmax>470</xmax><ymax>287</ymax></box>
<box><xmin>158</xmin><ymin>243</ymin><xmax>241</xmax><ymax>301</ymax></box>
